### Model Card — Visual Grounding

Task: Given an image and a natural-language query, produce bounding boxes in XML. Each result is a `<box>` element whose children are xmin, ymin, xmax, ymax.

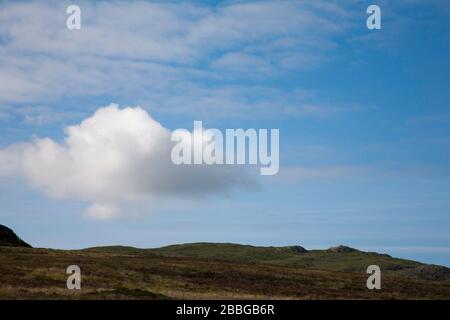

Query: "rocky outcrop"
<box><xmin>0</xmin><ymin>224</ymin><xmax>31</xmax><ymax>247</ymax></box>
<box><xmin>327</xmin><ymin>245</ymin><xmax>358</xmax><ymax>253</ymax></box>
<box><xmin>289</xmin><ymin>245</ymin><xmax>308</xmax><ymax>253</ymax></box>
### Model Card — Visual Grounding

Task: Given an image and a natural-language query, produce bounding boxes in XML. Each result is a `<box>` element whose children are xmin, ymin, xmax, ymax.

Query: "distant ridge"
<box><xmin>0</xmin><ymin>225</ymin><xmax>31</xmax><ymax>248</ymax></box>
<box><xmin>143</xmin><ymin>242</ymin><xmax>450</xmax><ymax>282</ymax></box>
<box><xmin>3</xmin><ymin>241</ymin><xmax>450</xmax><ymax>299</ymax></box>
<box><xmin>2</xmin><ymin>225</ymin><xmax>450</xmax><ymax>283</ymax></box>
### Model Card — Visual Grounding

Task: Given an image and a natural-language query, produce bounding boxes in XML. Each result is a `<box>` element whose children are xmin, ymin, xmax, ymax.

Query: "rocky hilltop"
<box><xmin>0</xmin><ymin>224</ymin><xmax>31</xmax><ymax>248</ymax></box>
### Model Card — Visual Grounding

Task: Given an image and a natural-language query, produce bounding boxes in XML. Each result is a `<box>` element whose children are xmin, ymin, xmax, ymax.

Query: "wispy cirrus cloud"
<box><xmin>0</xmin><ymin>0</ymin><xmax>358</xmax><ymax>119</ymax></box>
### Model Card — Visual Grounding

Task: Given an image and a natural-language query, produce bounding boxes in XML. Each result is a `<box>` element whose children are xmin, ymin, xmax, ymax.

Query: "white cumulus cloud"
<box><xmin>0</xmin><ymin>104</ymin><xmax>256</xmax><ymax>219</ymax></box>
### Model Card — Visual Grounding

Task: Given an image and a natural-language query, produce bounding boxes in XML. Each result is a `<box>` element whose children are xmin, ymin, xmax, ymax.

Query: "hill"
<box><xmin>1</xmin><ymin>225</ymin><xmax>449</xmax><ymax>299</ymax></box>
<box><xmin>1</xmin><ymin>243</ymin><xmax>449</xmax><ymax>299</ymax></box>
<box><xmin>0</xmin><ymin>225</ymin><xmax>31</xmax><ymax>248</ymax></box>
<box><xmin>85</xmin><ymin>242</ymin><xmax>450</xmax><ymax>283</ymax></box>
<box><xmin>148</xmin><ymin>242</ymin><xmax>450</xmax><ymax>281</ymax></box>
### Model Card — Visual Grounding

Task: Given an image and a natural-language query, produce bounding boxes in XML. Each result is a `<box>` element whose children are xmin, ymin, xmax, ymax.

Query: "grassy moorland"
<box><xmin>0</xmin><ymin>243</ymin><xmax>449</xmax><ymax>299</ymax></box>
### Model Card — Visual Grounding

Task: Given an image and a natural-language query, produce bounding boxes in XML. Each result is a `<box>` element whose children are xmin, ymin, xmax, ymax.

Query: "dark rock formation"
<box><xmin>327</xmin><ymin>245</ymin><xmax>358</xmax><ymax>253</ymax></box>
<box><xmin>0</xmin><ymin>224</ymin><xmax>31</xmax><ymax>247</ymax></box>
<box><xmin>289</xmin><ymin>245</ymin><xmax>308</xmax><ymax>253</ymax></box>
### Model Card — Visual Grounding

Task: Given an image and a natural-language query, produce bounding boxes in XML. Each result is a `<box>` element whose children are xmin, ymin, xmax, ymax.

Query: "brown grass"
<box><xmin>0</xmin><ymin>246</ymin><xmax>449</xmax><ymax>300</ymax></box>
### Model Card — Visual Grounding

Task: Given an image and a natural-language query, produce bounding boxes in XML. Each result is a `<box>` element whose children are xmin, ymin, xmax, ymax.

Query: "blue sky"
<box><xmin>1</xmin><ymin>0</ymin><xmax>450</xmax><ymax>266</ymax></box>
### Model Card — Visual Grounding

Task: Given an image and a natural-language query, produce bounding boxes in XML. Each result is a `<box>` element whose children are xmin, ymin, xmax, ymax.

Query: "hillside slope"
<box><xmin>84</xmin><ymin>242</ymin><xmax>450</xmax><ymax>282</ymax></box>
<box><xmin>149</xmin><ymin>242</ymin><xmax>450</xmax><ymax>281</ymax></box>
<box><xmin>1</xmin><ymin>245</ymin><xmax>450</xmax><ymax>299</ymax></box>
<box><xmin>1</xmin><ymin>224</ymin><xmax>449</xmax><ymax>299</ymax></box>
